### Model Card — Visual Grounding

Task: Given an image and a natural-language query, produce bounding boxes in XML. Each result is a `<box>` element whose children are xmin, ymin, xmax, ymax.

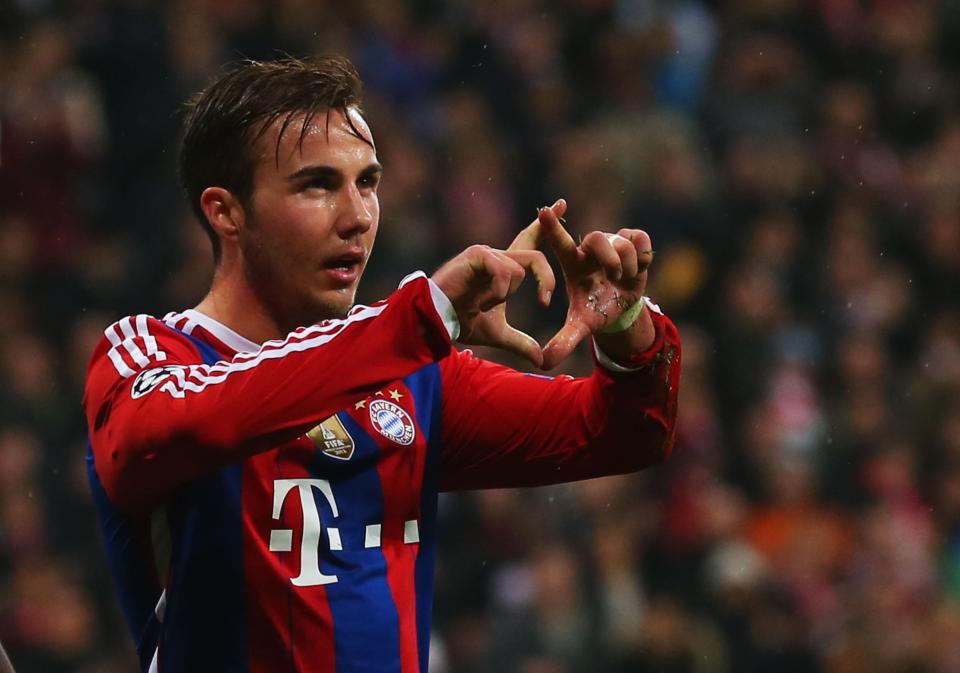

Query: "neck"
<box><xmin>194</xmin><ymin>264</ymin><xmax>284</xmax><ymax>345</ymax></box>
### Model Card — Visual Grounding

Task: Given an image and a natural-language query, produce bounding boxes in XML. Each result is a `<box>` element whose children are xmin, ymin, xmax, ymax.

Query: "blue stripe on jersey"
<box><xmin>86</xmin><ymin>443</ymin><xmax>162</xmax><ymax>671</ymax></box>
<box><xmin>157</xmin><ymin>330</ymin><xmax>248</xmax><ymax>672</ymax></box>
<box><xmin>160</xmin><ymin>464</ymin><xmax>247</xmax><ymax>671</ymax></box>
<box><xmin>309</xmin><ymin>414</ymin><xmax>401</xmax><ymax>673</ymax></box>
<box><xmin>405</xmin><ymin>364</ymin><xmax>443</xmax><ymax>673</ymax></box>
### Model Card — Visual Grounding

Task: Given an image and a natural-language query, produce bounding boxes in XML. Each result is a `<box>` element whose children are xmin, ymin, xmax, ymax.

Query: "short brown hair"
<box><xmin>179</xmin><ymin>55</ymin><xmax>365</xmax><ymax>262</ymax></box>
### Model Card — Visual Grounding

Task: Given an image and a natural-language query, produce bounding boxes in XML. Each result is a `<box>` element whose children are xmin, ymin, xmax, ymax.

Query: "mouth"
<box><xmin>322</xmin><ymin>250</ymin><xmax>365</xmax><ymax>285</ymax></box>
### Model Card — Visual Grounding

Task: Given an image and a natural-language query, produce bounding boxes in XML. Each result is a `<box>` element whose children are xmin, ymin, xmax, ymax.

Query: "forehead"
<box><xmin>254</xmin><ymin>106</ymin><xmax>376</xmax><ymax>172</ymax></box>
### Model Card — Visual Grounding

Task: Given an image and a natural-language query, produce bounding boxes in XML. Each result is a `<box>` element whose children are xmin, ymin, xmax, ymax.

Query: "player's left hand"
<box><xmin>533</xmin><ymin>199</ymin><xmax>655</xmax><ymax>370</ymax></box>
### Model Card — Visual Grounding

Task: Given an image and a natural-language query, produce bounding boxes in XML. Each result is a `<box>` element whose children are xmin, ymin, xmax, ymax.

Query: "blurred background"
<box><xmin>2</xmin><ymin>0</ymin><xmax>960</xmax><ymax>671</ymax></box>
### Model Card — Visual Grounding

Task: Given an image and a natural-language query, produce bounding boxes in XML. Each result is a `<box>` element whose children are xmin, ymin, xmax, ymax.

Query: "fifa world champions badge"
<box><xmin>368</xmin><ymin>399</ymin><xmax>416</xmax><ymax>446</ymax></box>
<box><xmin>307</xmin><ymin>415</ymin><xmax>356</xmax><ymax>460</ymax></box>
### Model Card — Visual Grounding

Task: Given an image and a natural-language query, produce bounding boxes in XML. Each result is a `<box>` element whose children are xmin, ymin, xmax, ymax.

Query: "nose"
<box><xmin>336</xmin><ymin>183</ymin><xmax>375</xmax><ymax>239</ymax></box>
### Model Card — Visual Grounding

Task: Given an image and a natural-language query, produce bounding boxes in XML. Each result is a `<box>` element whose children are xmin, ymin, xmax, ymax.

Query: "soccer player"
<box><xmin>84</xmin><ymin>56</ymin><xmax>681</xmax><ymax>673</ymax></box>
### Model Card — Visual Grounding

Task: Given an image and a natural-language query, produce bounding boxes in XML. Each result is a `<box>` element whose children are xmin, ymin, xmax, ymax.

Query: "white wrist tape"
<box><xmin>600</xmin><ymin>297</ymin><xmax>647</xmax><ymax>334</ymax></box>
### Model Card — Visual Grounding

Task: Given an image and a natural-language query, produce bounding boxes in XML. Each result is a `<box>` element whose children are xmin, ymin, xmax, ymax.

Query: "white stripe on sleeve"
<box><xmin>136</xmin><ymin>314</ymin><xmax>167</xmax><ymax>362</ymax></box>
<box><xmin>103</xmin><ymin>324</ymin><xmax>137</xmax><ymax>378</ymax></box>
<box><xmin>118</xmin><ymin>317</ymin><xmax>151</xmax><ymax>368</ymax></box>
<box><xmin>153</xmin><ymin>303</ymin><xmax>387</xmax><ymax>399</ymax></box>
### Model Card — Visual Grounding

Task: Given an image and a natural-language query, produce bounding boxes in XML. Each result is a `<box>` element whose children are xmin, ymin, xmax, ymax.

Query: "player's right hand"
<box><xmin>431</xmin><ymin>244</ymin><xmax>554</xmax><ymax>367</ymax></box>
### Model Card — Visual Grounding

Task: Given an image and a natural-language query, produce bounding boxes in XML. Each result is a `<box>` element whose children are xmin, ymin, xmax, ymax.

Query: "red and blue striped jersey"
<box><xmin>83</xmin><ymin>273</ymin><xmax>681</xmax><ymax>673</ymax></box>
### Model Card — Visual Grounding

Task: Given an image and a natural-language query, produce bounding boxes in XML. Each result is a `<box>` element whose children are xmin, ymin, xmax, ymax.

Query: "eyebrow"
<box><xmin>286</xmin><ymin>163</ymin><xmax>383</xmax><ymax>182</ymax></box>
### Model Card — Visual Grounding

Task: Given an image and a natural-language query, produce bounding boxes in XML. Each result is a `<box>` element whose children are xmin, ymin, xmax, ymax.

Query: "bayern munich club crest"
<box><xmin>368</xmin><ymin>399</ymin><xmax>416</xmax><ymax>446</ymax></box>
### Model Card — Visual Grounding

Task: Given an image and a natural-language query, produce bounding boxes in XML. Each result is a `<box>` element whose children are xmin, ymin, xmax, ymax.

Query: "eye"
<box><xmin>358</xmin><ymin>173</ymin><xmax>380</xmax><ymax>190</ymax></box>
<box><xmin>302</xmin><ymin>177</ymin><xmax>337</xmax><ymax>192</ymax></box>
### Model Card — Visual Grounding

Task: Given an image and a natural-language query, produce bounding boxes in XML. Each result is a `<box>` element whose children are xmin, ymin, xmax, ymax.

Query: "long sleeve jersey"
<box><xmin>83</xmin><ymin>272</ymin><xmax>681</xmax><ymax>673</ymax></box>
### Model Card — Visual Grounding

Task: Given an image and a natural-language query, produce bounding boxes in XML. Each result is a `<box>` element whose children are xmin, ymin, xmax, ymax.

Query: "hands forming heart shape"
<box><xmin>447</xmin><ymin>198</ymin><xmax>655</xmax><ymax>370</ymax></box>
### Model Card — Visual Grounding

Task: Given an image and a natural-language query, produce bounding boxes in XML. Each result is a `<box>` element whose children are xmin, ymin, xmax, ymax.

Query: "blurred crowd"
<box><xmin>2</xmin><ymin>0</ymin><xmax>960</xmax><ymax>671</ymax></box>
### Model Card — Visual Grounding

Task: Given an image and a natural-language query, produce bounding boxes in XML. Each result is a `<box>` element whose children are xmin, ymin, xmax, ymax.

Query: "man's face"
<box><xmin>240</xmin><ymin>106</ymin><xmax>381</xmax><ymax>329</ymax></box>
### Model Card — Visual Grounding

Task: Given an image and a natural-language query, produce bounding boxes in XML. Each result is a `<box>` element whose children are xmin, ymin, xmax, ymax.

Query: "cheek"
<box><xmin>246</xmin><ymin>214</ymin><xmax>313</xmax><ymax>276</ymax></box>
<box><xmin>267</xmin><ymin>205</ymin><xmax>328</xmax><ymax>252</ymax></box>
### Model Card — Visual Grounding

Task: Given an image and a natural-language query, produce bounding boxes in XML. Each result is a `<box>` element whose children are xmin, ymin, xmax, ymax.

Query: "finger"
<box><xmin>478</xmin><ymin>250</ymin><xmax>524</xmax><ymax>311</ymax></box>
<box><xmin>619</xmin><ymin>228</ymin><xmax>654</xmax><ymax>272</ymax></box>
<box><xmin>490</xmin><ymin>249</ymin><xmax>526</xmax><ymax>297</ymax></box>
<box><xmin>607</xmin><ymin>233</ymin><xmax>638</xmax><ymax>280</ymax></box>
<box><xmin>541</xmin><ymin>320</ymin><xmax>592</xmax><ymax>370</ymax></box>
<box><xmin>581</xmin><ymin>231</ymin><xmax>622</xmax><ymax>280</ymax></box>
<box><xmin>549</xmin><ymin>198</ymin><xmax>567</xmax><ymax>220</ymax></box>
<box><xmin>488</xmin><ymin>322</ymin><xmax>544</xmax><ymax>368</ymax></box>
<box><xmin>509</xmin><ymin>200</ymin><xmax>567</xmax><ymax>252</ymax></box>
<box><xmin>538</xmin><ymin>201</ymin><xmax>578</xmax><ymax>266</ymax></box>
<box><xmin>509</xmin><ymin>218</ymin><xmax>541</xmax><ymax>252</ymax></box>
<box><xmin>504</xmin><ymin>249</ymin><xmax>556</xmax><ymax>306</ymax></box>
<box><xmin>480</xmin><ymin>270</ymin><xmax>512</xmax><ymax>311</ymax></box>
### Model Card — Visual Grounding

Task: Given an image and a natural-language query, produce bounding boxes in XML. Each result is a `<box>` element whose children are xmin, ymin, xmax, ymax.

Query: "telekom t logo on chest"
<box><xmin>268</xmin><ymin>478</ymin><xmax>421</xmax><ymax>587</ymax></box>
<box><xmin>269</xmin><ymin>479</ymin><xmax>340</xmax><ymax>586</ymax></box>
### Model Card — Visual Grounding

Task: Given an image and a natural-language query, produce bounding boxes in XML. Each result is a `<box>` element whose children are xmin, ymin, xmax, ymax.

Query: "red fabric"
<box><xmin>437</xmin><ymin>309</ymin><xmax>682</xmax><ymax>491</ymax></box>
<box><xmin>83</xmin><ymin>276</ymin><xmax>453</xmax><ymax>511</ymax></box>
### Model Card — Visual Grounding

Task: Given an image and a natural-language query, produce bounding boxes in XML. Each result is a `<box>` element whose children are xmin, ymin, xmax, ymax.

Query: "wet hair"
<box><xmin>179</xmin><ymin>55</ymin><xmax>366</xmax><ymax>262</ymax></box>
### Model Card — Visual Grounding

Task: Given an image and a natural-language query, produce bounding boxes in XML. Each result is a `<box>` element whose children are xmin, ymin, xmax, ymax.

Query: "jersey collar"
<box><xmin>182</xmin><ymin>309</ymin><xmax>260</xmax><ymax>354</ymax></box>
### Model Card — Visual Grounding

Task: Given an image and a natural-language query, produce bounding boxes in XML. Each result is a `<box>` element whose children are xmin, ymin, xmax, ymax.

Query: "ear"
<box><xmin>200</xmin><ymin>187</ymin><xmax>245</xmax><ymax>244</ymax></box>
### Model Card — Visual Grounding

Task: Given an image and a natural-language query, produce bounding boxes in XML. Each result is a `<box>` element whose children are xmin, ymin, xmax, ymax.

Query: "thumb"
<box><xmin>541</xmin><ymin>320</ymin><xmax>592</xmax><ymax>370</ymax></box>
<box><xmin>463</xmin><ymin>309</ymin><xmax>545</xmax><ymax>368</ymax></box>
<box><xmin>490</xmin><ymin>323</ymin><xmax>544</xmax><ymax>368</ymax></box>
<box><xmin>510</xmin><ymin>219</ymin><xmax>541</xmax><ymax>252</ymax></box>
<box><xmin>509</xmin><ymin>199</ymin><xmax>567</xmax><ymax>252</ymax></box>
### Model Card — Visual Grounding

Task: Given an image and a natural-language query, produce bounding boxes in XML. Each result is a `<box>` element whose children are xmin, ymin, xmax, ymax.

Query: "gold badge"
<box><xmin>307</xmin><ymin>415</ymin><xmax>355</xmax><ymax>460</ymax></box>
